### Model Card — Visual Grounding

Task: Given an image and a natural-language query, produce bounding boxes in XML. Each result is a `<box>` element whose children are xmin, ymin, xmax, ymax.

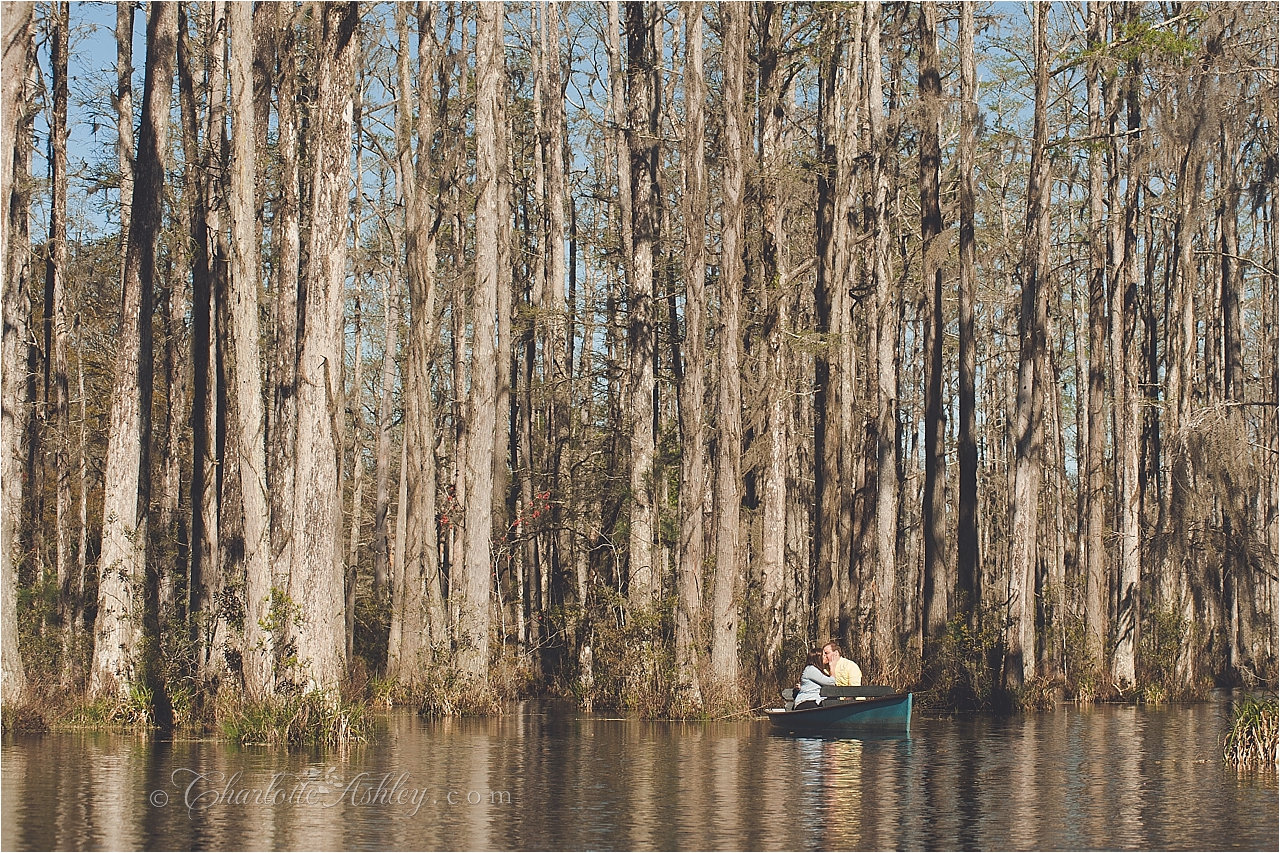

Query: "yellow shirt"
<box><xmin>832</xmin><ymin>656</ymin><xmax>862</xmax><ymax>687</ymax></box>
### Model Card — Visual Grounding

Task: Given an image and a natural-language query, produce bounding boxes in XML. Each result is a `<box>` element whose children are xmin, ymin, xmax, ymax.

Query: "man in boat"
<box><xmin>823</xmin><ymin>640</ymin><xmax>862</xmax><ymax>688</ymax></box>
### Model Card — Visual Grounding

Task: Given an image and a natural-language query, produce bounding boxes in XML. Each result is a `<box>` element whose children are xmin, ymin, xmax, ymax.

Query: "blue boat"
<box><xmin>764</xmin><ymin>686</ymin><xmax>912</xmax><ymax>734</ymax></box>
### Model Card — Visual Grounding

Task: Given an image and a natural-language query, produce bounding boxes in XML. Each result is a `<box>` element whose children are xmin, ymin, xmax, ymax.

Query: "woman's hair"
<box><xmin>806</xmin><ymin>647</ymin><xmax>826</xmax><ymax>672</ymax></box>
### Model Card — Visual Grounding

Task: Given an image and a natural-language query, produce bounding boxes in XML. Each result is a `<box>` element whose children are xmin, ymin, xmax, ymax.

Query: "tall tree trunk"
<box><xmin>673</xmin><ymin>0</ymin><xmax>706</xmax><ymax>710</ymax></box>
<box><xmin>158</xmin><ymin>0</ymin><xmax>192</xmax><ymax>617</ymax></box>
<box><xmin>603</xmin><ymin>4</ymin><xmax>629</xmax><ymax>620</ymax></box>
<box><xmin>607</xmin><ymin>0</ymin><xmax>633</xmax><ymax>302</ymax></box>
<box><xmin>228</xmin><ymin>0</ymin><xmax>274</xmax><ymax>699</ymax></box>
<box><xmin>757</xmin><ymin>0</ymin><xmax>790</xmax><ymax>674</ymax></box>
<box><xmin>115</xmin><ymin>1</ymin><xmax>134</xmax><ymax>304</ymax></box>
<box><xmin>390</xmin><ymin>1</ymin><xmax>445</xmax><ymax>683</ymax></box>
<box><xmin>289</xmin><ymin>1</ymin><xmax>357</xmax><ymax>695</ymax></box>
<box><xmin>388</xmin><ymin>425</ymin><xmax>407</xmax><ymax>674</ymax></box>
<box><xmin>89</xmin><ymin>2</ymin><xmax>177</xmax><ymax>708</ymax></box>
<box><xmin>1218</xmin><ymin>114</ymin><xmax>1250</xmax><ymax>673</ymax></box>
<box><xmin>177</xmin><ymin>2</ymin><xmax>228</xmax><ymax>682</ymax></box>
<box><xmin>543</xmin><ymin>0</ymin><xmax>570</xmax><ymax>680</ymax></box>
<box><xmin>834</xmin><ymin>4</ymin><xmax>862</xmax><ymax>649</ymax></box>
<box><xmin>269</xmin><ymin>2</ymin><xmax>300</xmax><ymax>642</ymax></box>
<box><xmin>1006</xmin><ymin>3</ymin><xmax>1050</xmax><ymax>692</ymax></box>
<box><xmin>710</xmin><ymin>1</ymin><xmax>747</xmax><ymax>701</ymax></box>
<box><xmin>919</xmin><ymin>1</ymin><xmax>948</xmax><ymax>640</ymax></box>
<box><xmin>372</xmin><ymin>244</ymin><xmax>400</xmax><ymax>607</ymax></box>
<box><xmin>813</xmin><ymin>7</ymin><xmax>844</xmax><ymax>639</ymax></box>
<box><xmin>624</xmin><ymin>1</ymin><xmax>658</xmax><ymax>605</ymax></box>
<box><xmin>956</xmin><ymin>0</ymin><xmax>979</xmax><ymax>629</ymax></box>
<box><xmin>493</xmin><ymin>30</ymin><xmax>514</xmax><ymax>638</ymax></box>
<box><xmin>344</xmin><ymin>76</ymin><xmax>366</xmax><ymax>666</ymax></box>
<box><xmin>0</xmin><ymin>1</ymin><xmax>34</xmax><ymax>705</ymax></box>
<box><xmin>1083</xmin><ymin>0</ymin><xmax>1109</xmax><ymax>680</ymax></box>
<box><xmin>460</xmin><ymin>0</ymin><xmax>504</xmax><ymax>681</ymax></box>
<box><xmin>1110</xmin><ymin>3</ymin><xmax>1142</xmax><ymax>688</ymax></box>
<box><xmin>76</xmin><ymin>322</ymin><xmax>88</xmax><ymax>637</ymax></box>
<box><xmin>177</xmin><ymin>2</ymin><xmax>211</xmax><ymax>673</ymax></box>
<box><xmin>867</xmin><ymin>1</ymin><xmax>900</xmax><ymax>678</ymax></box>
<box><xmin>47</xmin><ymin>0</ymin><xmax>73</xmax><ymax>652</ymax></box>
<box><xmin>157</xmin><ymin>232</ymin><xmax>188</xmax><ymax>620</ymax></box>
<box><xmin>208</xmin><ymin>0</ymin><xmax>234</xmax><ymax>685</ymax></box>
<box><xmin>1166</xmin><ymin>41</ymin><xmax>1212</xmax><ymax>691</ymax></box>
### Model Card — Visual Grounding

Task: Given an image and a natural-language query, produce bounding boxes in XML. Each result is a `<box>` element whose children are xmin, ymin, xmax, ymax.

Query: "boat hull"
<box><xmin>764</xmin><ymin>693</ymin><xmax>912</xmax><ymax>734</ymax></box>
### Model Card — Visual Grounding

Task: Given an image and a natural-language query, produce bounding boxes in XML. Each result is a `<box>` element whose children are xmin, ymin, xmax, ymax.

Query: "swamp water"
<box><xmin>3</xmin><ymin>694</ymin><xmax>1276</xmax><ymax>850</ymax></box>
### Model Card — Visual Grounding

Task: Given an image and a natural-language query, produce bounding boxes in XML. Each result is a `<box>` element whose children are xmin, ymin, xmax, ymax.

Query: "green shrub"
<box><xmin>919</xmin><ymin>609</ymin><xmax>1006</xmax><ymax>712</ymax></box>
<box><xmin>584</xmin><ymin>589</ymin><xmax>677</xmax><ymax>718</ymax></box>
<box><xmin>1138</xmin><ymin>604</ymin><xmax>1201</xmax><ymax>702</ymax></box>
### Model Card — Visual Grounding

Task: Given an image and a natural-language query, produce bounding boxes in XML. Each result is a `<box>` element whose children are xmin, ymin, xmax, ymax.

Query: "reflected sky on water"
<box><xmin>3</xmin><ymin>695</ymin><xmax>1276</xmax><ymax>851</ymax></box>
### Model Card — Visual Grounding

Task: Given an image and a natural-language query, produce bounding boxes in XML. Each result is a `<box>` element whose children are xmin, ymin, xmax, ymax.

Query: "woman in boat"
<box><xmin>793</xmin><ymin>647</ymin><xmax>836</xmax><ymax>710</ymax></box>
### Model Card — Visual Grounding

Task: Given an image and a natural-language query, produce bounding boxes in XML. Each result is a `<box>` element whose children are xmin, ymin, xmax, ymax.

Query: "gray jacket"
<box><xmin>795</xmin><ymin>665</ymin><xmax>835</xmax><ymax>705</ymax></box>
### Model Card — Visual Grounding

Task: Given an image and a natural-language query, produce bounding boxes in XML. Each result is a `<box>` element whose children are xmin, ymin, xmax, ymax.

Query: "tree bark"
<box><xmin>389</xmin><ymin>2</ymin><xmax>445</xmax><ymax>683</ymax></box>
<box><xmin>269</xmin><ymin>2</ymin><xmax>300</xmax><ymax>635</ymax></box>
<box><xmin>115</xmin><ymin>1</ymin><xmax>134</xmax><ymax>299</ymax></box>
<box><xmin>919</xmin><ymin>1</ymin><xmax>947</xmax><ymax>641</ymax></box>
<box><xmin>624</xmin><ymin>1</ymin><xmax>658</xmax><ymax>605</ymax></box>
<box><xmin>756</xmin><ymin>0</ymin><xmax>790</xmax><ymax>674</ymax></box>
<box><xmin>1165</xmin><ymin>28</ymin><xmax>1213</xmax><ymax>691</ymax></box>
<box><xmin>1</xmin><ymin>1</ymin><xmax>34</xmax><ymax>705</ymax></box>
<box><xmin>372</xmin><ymin>236</ymin><xmax>400</xmax><ymax>607</ymax></box>
<box><xmin>864</xmin><ymin>2</ymin><xmax>900</xmax><ymax>678</ymax></box>
<box><xmin>289</xmin><ymin>1</ymin><xmax>358</xmax><ymax>695</ymax></box>
<box><xmin>673</xmin><ymin>0</ymin><xmax>706</xmax><ymax>710</ymax></box>
<box><xmin>459</xmin><ymin>0</ymin><xmax>505</xmax><ymax>681</ymax></box>
<box><xmin>543</xmin><ymin>0</ymin><xmax>571</xmax><ymax>679</ymax></box>
<box><xmin>228</xmin><ymin>0</ymin><xmax>274</xmax><ymax>699</ymax></box>
<box><xmin>956</xmin><ymin>1</ymin><xmax>979</xmax><ymax>628</ymax></box>
<box><xmin>344</xmin><ymin>75</ymin><xmax>367</xmax><ymax>666</ymax></box>
<box><xmin>709</xmin><ymin>0</ymin><xmax>747</xmax><ymax>700</ymax></box>
<box><xmin>1218</xmin><ymin>114</ymin><xmax>1252</xmax><ymax>673</ymax></box>
<box><xmin>177</xmin><ymin>2</ymin><xmax>225</xmax><ymax>681</ymax></box>
<box><xmin>177</xmin><ymin>1</ymin><xmax>208</xmax><ymax>666</ymax></box>
<box><xmin>1083</xmin><ymin>0</ymin><xmax>1109</xmax><ymax>680</ymax></box>
<box><xmin>1005</xmin><ymin>4</ymin><xmax>1050</xmax><ymax>692</ymax></box>
<box><xmin>813</xmin><ymin>7</ymin><xmax>845</xmax><ymax>638</ymax></box>
<box><xmin>47</xmin><ymin>1</ymin><xmax>73</xmax><ymax>646</ymax></box>
<box><xmin>1110</xmin><ymin>1</ymin><xmax>1142</xmax><ymax>688</ymax></box>
<box><xmin>90</xmin><ymin>1</ymin><xmax>177</xmax><ymax>705</ymax></box>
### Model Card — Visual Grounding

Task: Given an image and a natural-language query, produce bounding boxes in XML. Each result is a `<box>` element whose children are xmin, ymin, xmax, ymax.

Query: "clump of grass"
<box><xmin>218</xmin><ymin>689</ymin><xmax>368</xmax><ymax>747</ymax></box>
<box><xmin>60</xmin><ymin>685</ymin><xmax>156</xmax><ymax>732</ymax></box>
<box><xmin>367</xmin><ymin>675</ymin><xmax>401</xmax><ymax>709</ymax></box>
<box><xmin>1222</xmin><ymin>695</ymin><xmax>1278</xmax><ymax>771</ymax></box>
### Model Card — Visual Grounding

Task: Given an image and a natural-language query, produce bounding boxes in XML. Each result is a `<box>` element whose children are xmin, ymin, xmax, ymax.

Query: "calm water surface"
<box><xmin>3</xmin><ymin>695</ymin><xmax>1276</xmax><ymax>851</ymax></box>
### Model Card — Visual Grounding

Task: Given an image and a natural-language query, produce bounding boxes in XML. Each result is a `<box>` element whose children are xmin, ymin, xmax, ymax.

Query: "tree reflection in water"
<box><xmin>2</xmin><ymin>699</ymin><xmax>1276</xmax><ymax>851</ymax></box>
